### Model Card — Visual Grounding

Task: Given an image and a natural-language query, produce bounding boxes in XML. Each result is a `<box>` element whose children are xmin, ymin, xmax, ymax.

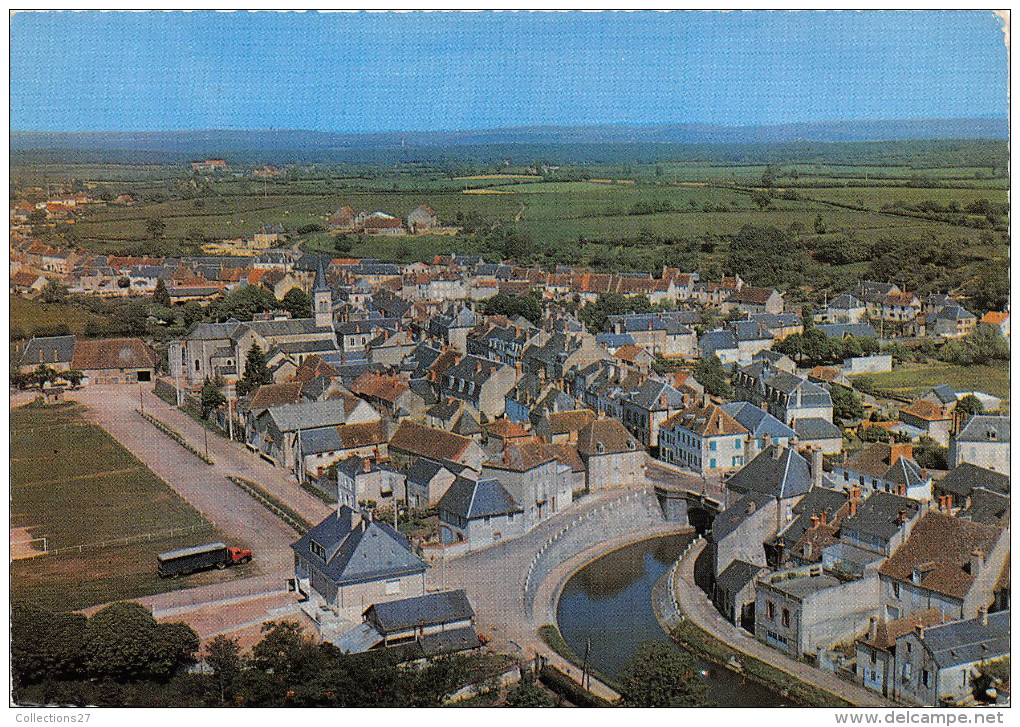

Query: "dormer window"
<box><xmin>309</xmin><ymin>540</ymin><xmax>326</xmax><ymax>561</ymax></box>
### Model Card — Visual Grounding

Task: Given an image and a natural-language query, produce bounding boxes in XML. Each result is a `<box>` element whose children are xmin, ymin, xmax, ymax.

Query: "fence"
<box><xmin>137</xmin><ymin>409</ymin><xmax>215</xmax><ymax>464</ymax></box>
<box><xmin>523</xmin><ymin>488</ymin><xmax>665</xmax><ymax>622</ymax></box>
<box><xmin>22</xmin><ymin>524</ymin><xmax>213</xmax><ymax>558</ymax></box>
<box><xmin>227</xmin><ymin>475</ymin><xmax>312</xmax><ymax>534</ymax></box>
<box><xmin>651</xmin><ymin>534</ymin><xmax>702</xmax><ymax>633</ymax></box>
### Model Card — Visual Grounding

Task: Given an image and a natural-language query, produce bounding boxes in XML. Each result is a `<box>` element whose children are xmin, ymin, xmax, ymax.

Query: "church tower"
<box><xmin>313</xmin><ymin>256</ymin><xmax>333</xmax><ymax>329</ymax></box>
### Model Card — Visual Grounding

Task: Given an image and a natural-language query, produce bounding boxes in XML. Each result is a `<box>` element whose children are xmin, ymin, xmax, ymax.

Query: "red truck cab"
<box><xmin>228</xmin><ymin>547</ymin><xmax>253</xmax><ymax>564</ymax></box>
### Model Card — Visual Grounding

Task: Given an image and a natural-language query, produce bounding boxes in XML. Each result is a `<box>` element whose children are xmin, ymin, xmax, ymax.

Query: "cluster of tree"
<box><xmin>618</xmin><ymin>641</ymin><xmax>709</xmax><ymax>707</ymax></box>
<box><xmin>12</xmin><ymin>606</ymin><xmax>484</xmax><ymax>708</ymax></box>
<box><xmin>11</xmin><ymin>364</ymin><xmax>84</xmax><ymax>391</ymax></box>
<box><xmin>723</xmin><ymin>225</ymin><xmax>812</xmax><ymax>291</ymax></box>
<box><xmin>578</xmin><ymin>292</ymin><xmax>652</xmax><ymax>332</ymax></box>
<box><xmin>938</xmin><ymin>323</ymin><xmax>1009</xmax><ymax>366</ymax></box>
<box><xmin>774</xmin><ymin>328</ymin><xmax>879</xmax><ymax>367</ymax></box>
<box><xmin>208</xmin><ymin>285</ymin><xmax>311</xmax><ymax>322</ymax></box>
<box><xmin>829</xmin><ymin>383</ymin><xmax>865</xmax><ymax>424</ymax></box>
<box><xmin>481</xmin><ymin>291</ymin><xmax>544</xmax><ymax>326</ymax></box>
<box><xmin>865</xmin><ymin>234</ymin><xmax>963</xmax><ymax>293</ymax></box>
<box><xmin>694</xmin><ymin>355</ymin><xmax>732</xmax><ymax>399</ymax></box>
<box><xmin>12</xmin><ymin>602</ymin><xmax>199</xmax><ymax>705</ymax></box>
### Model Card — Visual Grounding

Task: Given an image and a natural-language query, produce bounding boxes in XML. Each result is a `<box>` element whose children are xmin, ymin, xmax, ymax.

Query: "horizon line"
<box><xmin>9</xmin><ymin>115</ymin><xmax>1010</xmax><ymax>137</ymax></box>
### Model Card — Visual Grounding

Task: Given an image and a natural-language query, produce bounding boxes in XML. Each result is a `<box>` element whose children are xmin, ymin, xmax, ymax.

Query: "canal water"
<box><xmin>556</xmin><ymin>534</ymin><xmax>788</xmax><ymax>707</ymax></box>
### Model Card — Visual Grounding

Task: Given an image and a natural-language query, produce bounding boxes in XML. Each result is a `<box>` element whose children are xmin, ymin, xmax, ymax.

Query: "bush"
<box><xmin>538</xmin><ymin>665</ymin><xmax>614</xmax><ymax>707</ymax></box>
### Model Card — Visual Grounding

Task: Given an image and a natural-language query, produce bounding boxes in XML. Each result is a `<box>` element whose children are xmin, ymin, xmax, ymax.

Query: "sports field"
<box><xmin>10</xmin><ymin>401</ymin><xmax>249</xmax><ymax>612</ymax></box>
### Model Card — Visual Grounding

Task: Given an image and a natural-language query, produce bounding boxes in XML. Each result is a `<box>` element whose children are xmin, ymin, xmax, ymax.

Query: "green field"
<box><xmin>10</xmin><ymin>295</ymin><xmax>114</xmax><ymax>339</ymax></box>
<box><xmin>10</xmin><ymin>401</ymin><xmax>249</xmax><ymax>612</ymax></box>
<box><xmin>852</xmin><ymin>361</ymin><xmax>1010</xmax><ymax>403</ymax></box>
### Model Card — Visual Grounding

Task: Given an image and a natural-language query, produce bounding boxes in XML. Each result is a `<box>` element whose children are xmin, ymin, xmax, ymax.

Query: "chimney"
<box><xmin>868</xmin><ymin>616</ymin><xmax>878</xmax><ymax>641</ymax></box>
<box><xmin>810</xmin><ymin>446</ymin><xmax>824</xmax><ymax>491</ymax></box>
<box><xmin>745</xmin><ymin>500</ymin><xmax>757</xmax><ymax>515</ymax></box>
<box><xmin>916</xmin><ymin>623</ymin><xmax>925</xmax><ymax>640</ymax></box>
<box><xmin>363</xmin><ymin>457</ymin><xmax>371</xmax><ymax>473</ymax></box>
<box><xmin>819</xmin><ymin>509</ymin><xmax>828</xmax><ymax>526</ymax></box>
<box><xmin>896</xmin><ymin>509</ymin><xmax>908</xmax><ymax>525</ymax></box>
<box><xmin>476</xmin><ymin>361</ymin><xmax>483</xmax><ymax>374</ymax></box>
<box><xmin>810</xmin><ymin>515</ymin><xmax>820</xmax><ymax>529</ymax></box>
<box><xmin>970</xmin><ymin>548</ymin><xmax>985</xmax><ymax>577</ymax></box>
<box><xmin>979</xmin><ymin>605</ymin><xmax>989</xmax><ymax>626</ymax></box>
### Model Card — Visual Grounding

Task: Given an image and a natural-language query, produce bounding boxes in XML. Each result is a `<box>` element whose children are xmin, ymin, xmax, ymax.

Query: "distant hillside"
<box><xmin>9</xmin><ymin>118</ymin><xmax>1008</xmax><ymax>155</ymax></box>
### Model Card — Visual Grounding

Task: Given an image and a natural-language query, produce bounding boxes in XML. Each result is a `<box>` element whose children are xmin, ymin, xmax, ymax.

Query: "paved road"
<box><xmin>674</xmin><ymin>539</ymin><xmax>896</xmax><ymax>707</ymax></box>
<box><xmin>65</xmin><ymin>384</ymin><xmax>319</xmax><ymax>631</ymax></box>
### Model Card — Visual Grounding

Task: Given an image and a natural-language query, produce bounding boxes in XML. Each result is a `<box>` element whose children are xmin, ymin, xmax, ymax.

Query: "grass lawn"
<box><xmin>852</xmin><ymin>361</ymin><xmax>1010</xmax><ymax>403</ymax></box>
<box><xmin>10</xmin><ymin>295</ymin><xmax>114</xmax><ymax>339</ymax></box>
<box><xmin>10</xmin><ymin>401</ymin><xmax>250</xmax><ymax>612</ymax></box>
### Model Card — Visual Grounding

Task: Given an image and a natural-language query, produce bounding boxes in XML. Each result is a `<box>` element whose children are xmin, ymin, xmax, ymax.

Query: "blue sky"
<box><xmin>9</xmin><ymin>10</ymin><xmax>1008</xmax><ymax>133</ymax></box>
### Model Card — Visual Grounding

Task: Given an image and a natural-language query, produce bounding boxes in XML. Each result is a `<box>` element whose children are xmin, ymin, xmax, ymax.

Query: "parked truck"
<box><xmin>157</xmin><ymin>542</ymin><xmax>252</xmax><ymax>578</ymax></box>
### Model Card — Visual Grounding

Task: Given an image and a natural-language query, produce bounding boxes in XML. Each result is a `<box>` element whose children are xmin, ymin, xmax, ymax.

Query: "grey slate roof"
<box><xmin>267</xmin><ymin>400</ymin><xmax>354</xmax><ymax>432</ymax></box>
<box><xmin>364</xmin><ymin>589</ymin><xmax>473</xmax><ymax>634</ymax></box>
<box><xmin>957</xmin><ymin>488</ymin><xmax>1010</xmax><ymax>526</ymax></box>
<box><xmin>700</xmin><ymin>329</ymin><xmax>737</xmax><ymax>354</ymax></box>
<box><xmin>911</xmin><ymin>610</ymin><xmax>1010</xmax><ymax>669</ymax></box>
<box><xmin>794</xmin><ymin>417</ymin><xmax>842</xmax><ymax>440</ymax></box>
<box><xmin>186</xmin><ymin>320</ymin><xmax>245</xmax><ymax>341</ymax></box>
<box><xmin>406</xmin><ymin>457</ymin><xmax>450</xmax><ymax>488</ymax></box>
<box><xmin>713</xmin><ymin>494</ymin><xmax>768</xmax><ymax>542</ymax></box>
<box><xmin>291</xmin><ymin>507</ymin><xmax>426</xmax><ymax>586</ymax></box>
<box><xmin>768</xmin><ymin>572</ymin><xmax>841</xmax><ymax>599</ymax></box>
<box><xmin>928</xmin><ymin>384</ymin><xmax>958</xmax><ymax>405</ymax></box>
<box><xmin>20</xmin><ymin>335</ymin><xmax>76</xmax><ymax>367</ymax></box>
<box><xmin>955</xmin><ymin>415</ymin><xmax>1010</xmax><ymax>444</ymax></box>
<box><xmin>936</xmin><ymin>463</ymin><xmax>1010</xmax><ymax>498</ymax></box>
<box><xmin>842</xmin><ymin>492</ymin><xmax>920</xmax><ymax>542</ymax></box>
<box><xmin>419</xmin><ymin>626</ymin><xmax>482</xmax><ymax>656</ymax></box>
<box><xmin>721</xmin><ymin>401</ymin><xmax>797</xmax><ymax>440</ymax></box>
<box><xmin>716</xmin><ymin>559</ymin><xmax>764</xmax><ymax>594</ymax></box>
<box><xmin>726</xmin><ymin>445</ymin><xmax>813</xmax><ymax>501</ymax></box>
<box><xmin>626</xmin><ymin>379</ymin><xmax>687</xmax><ymax>410</ymax></box>
<box><xmin>817</xmin><ymin>322</ymin><xmax>878</xmax><ymax>339</ymax></box>
<box><xmin>438</xmin><ymin>477</ymin><xmax>522</xmax><ymax>520</ymax></box>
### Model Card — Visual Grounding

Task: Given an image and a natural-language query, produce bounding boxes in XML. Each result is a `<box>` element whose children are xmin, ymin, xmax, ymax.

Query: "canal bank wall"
<box><xmin>530</xmin><ymin>524</ymin><xmax>692</xmax><ymax>701</ymax></box>
<box><xmin>660</xmin><ymin>538</ymin><xmax>897</xmax><ymax>707</ymax></box>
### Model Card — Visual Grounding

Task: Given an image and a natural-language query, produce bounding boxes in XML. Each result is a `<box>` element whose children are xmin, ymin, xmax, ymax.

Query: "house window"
<box><xmin>893</xmin><ymin>582</ymin><xmax>900</xmax><ymax>598</ymax></box>
<box><xmin>734</xmin><ymin>438</ymin><xmax>742</xmax><ymax>449</ymax></box>
<box><xmin>385</xmin><ymin>579</ymin><xmax>401</xmax><ymax>595</ymax></box>
<box><xmin>710</xmin><ymin>458</ymin><xmax>716</xmax><ymax>469</ymax></box>
<box><xmin>903</xmin><ymin>663</ymin><xmax>912</xmax><ymax>681</ymax></box>
<box><xmin>709</xmin><ymin>441</ymin><xmax>717</xmax><ymax>451</ymax></box>
<box><xmin>766</xmin><ymin>600</ymin><xmax>776</xmax><ymax>620</ymax></box>
<box><xmin>921</xmin><ymin>670</ymin><xmax>930</xmax><ymax>688</ymax></box>
<box><xmin>781</xmin><ymin>607</ymin><xmax>790</xmax><ymax>628</ymax></box>
<box><xmin>309</xmin><ymin>540</ymin><xmax>326</xmax><ymax>561</ymax></box>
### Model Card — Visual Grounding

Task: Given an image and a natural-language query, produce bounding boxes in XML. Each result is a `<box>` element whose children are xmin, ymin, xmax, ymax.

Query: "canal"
<box><xmin>556</xmin><ymin>534</ymin><xmax>788</xmax><ymax>707</ymax></box>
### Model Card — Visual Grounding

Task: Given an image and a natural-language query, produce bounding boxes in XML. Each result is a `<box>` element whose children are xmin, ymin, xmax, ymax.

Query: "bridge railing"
<box><xmin>651</xmin><ymin>534</ymin><xmax>703</xmax><ymax>633</ymax></box>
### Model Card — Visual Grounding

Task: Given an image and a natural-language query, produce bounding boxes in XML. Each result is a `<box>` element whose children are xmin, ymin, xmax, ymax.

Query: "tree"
<box><xmin>830</xmin><ymin>383</ymin><xmax>864</xmax><ymax>424</ymax></box>
<box><xmin>146</xmin><ymin>217</ymin><xmax>167</xmax><ymax>239</ymax></box>
<box><xmin>694</xmin><ymin>355</ymin><xmax>732</xmax><ymax>398</ymax></box>
<box><xmin>724</xmin><ymin>225</ymin><xmax>811</xmax><ymax>291</ymax></box>
<box><xmin>32</xmin><ymin>364</ymin><xmax>58</xmax><ymax>390</ymax></box>
<box><xmin>281</xmin><ymin>287</ymin><xmax>312</xmax><ymax>319</ymax></box>
<box><xmin>750</xmin><ymin>189</ymin><xmax>772</xmax><ymax>210</ymax></box>
<box><xmin>251</xmin><ymin>621</ymin><xmax>319</xmax><ymax>685</ymax></box>
<box><xmin>214</xmin><ymin>284</ymin><xmax>278</xmax><ymax>321</ymax></box>
<box><xmin>83</xmin><ymin>602</ymin><xmax>198</xmax><ymax>683</ymax></box>
<box><xmin>481</xmin><ymin>291</ymin><xmax>544</xmax><ymax>326</ymax></box>
<box><xmin>236</xmin><ymin>344</ymin><xmax>272</xmax><ymax>397</ymax></box>
<box><xmin>205</xmin><ymin>635</ymin><xmax>243</xmax><ymax>704</ymax></box>
<box><xmin>956</xmin><ymin>394</ymin><xmax>985</xmax><ymax>418</ymax></box>
<box><xmin>11</xmin><ymin>606</ymin><xmax>88</xmax><ymax>688</ymax></box>
<box><xmin>182</xmin><ymin>300</ymin><xmax>205</xmax><ymax>327</ymax></box>
<box><xmin>505</xmin><ymin>669</ymin><xmax>555</xmax><ymax>707</ymax></box>
<box><xmin>761</xmin><ymin>164</ymin><xmax>779</xmax><ymax>188</ymax></box>
<box><xmin>201</xmin><ymin>377</ymin><xmax>226</xmax><ymax>419</ymax></box>
<box><xmin>153</xmin><ymin>278</ymin><xmax>172</xmax><ymax>308</ymax></box>
<box><xmin>333</xmin><ymin>233</ymin><xmax>355</xmax><ymax>255</ymax></box>
<box><xmin>578</xmin><ymin>293</ymin><xmax>652</xmax><ymax>332</ymax></box>
<box><xmin>619</xmin><ymin>641</ymin><xmax>708</xmax><ymax>707</ymax></box>
<box><xmin>40</xmin><ymin>279</ymin><xmax>68</xmax><ymax>304</ymax></box>
<box><xmin>61</xmin><ymin>369</ymin><xmax>84</xmax><ymax>388</ymax></box>
<box><xmin>913</xmin><ymin>436</ymin><xmax>948</xmax><ymax>470</ymax></box>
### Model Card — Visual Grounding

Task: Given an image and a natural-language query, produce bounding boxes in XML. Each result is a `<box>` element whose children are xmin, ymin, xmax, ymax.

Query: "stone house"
<box><xmin>732</xmin><ymin>358</ymin><xmax>834</xmax><ymax>426</ymax></box>
<box><xmin>877</xmin><ymin>512</ymin><xmax>1009</xmax><ymax>622</ymax></box>
<box><xmin>832</xmin><ymin>442</ymin><xmax>932</xmax><ymax>501</ymax></box>
<box><xmin>724</xmin><ymin>286</ymin><xmax>784</xmax><ymax>316</ymax></box>
<box><xmin>407</xmin><ymin>205</ymin><xmax>439</xmax><ymax>233</ymax></box>
<box><xmin>481</xmin><ymin>441</ymin><xmax>573</xmax><ymax>532</ymax></box>
<box><xmin>70</xmin><ymin>337</ymin><xmax>158</xmax><ymax>385</ymax></box>
<box><xmin>713</xmin><ymin>559</ymin><xmax>765</xmax><ymax>630</ymax></box>
<box><xmin>657</xmin><ymin>401</ymin><xmax>750</xmax><ymax>474</ymax></box>
<box><xmin>440</xmin><ymin>354</ymin><xmax>517</xmax><ymax>419</ymax></box>
<box><xmin>932</xmin><ymin>463</ymin><xmax>1010</xmax><ymax>512</ymax></box>
<box><xmin>620</xmin><ymin>379</ymin><xmax>690</xmax><ymax>449</ymax></box>
<box><xmin>948</xmin><ymin>415</ymin><xmax>1010</xmax><ymax>473</ymax></box>
<box><xmin>388</xmin><ymin>421</ymin><xmax>486</xmax><ymax>473</ymax></box>
<box><xmin>575</xmin><ymin>416</ymin><xmax>644</xmax><ymax>491</ymax></box>
<box><xmin>292</xmin><ymin>506</ymin><xmax>427</xmax><ymax>616</ymax></box>
<box><xmin>856</xmin><ymin>609</ymin><xmax>946</xmax><ymax>699</ymax></box>
<box><xmin>892</xmin><ymin>609</ymin><xmax>1009</xmax><ymax>706</ymax></box>
<box><xmin>404</xmin><ymin>458</ymin><xmax>459</xmax><ymax>509</ymax></box>
<box><xmin>533</xmin><ymin>408</ymin><xmax>597</xmax><ymax>445</ymax></box>
<box><xmin>754</xmin><ymin>562</ymin><xmax>880</xmax><ymax>661</ymax></box>
<box><xmin>898</xmin><ymin>399</ymin><xmax>954</xmax><ymax>447</ymax></box>
<box><xmin>333</xmin><ymin>455</ymin><xmax>407</xmax><ymax>509</ymax></box>
<box><xmin>438</xmin><ymin>476</ymin><xmax>525</xmax><ymax>550</ymax></box>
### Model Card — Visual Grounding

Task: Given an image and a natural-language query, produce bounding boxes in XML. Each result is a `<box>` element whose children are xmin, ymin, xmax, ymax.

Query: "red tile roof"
<box><xmin>71</xmin><ymin>338</ymin><xmax>156</xmax><ymax>371</ymax></box>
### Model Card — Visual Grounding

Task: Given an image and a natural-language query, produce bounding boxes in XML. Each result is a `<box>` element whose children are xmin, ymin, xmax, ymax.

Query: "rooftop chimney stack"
<box><xmin>916</xmin><ymin>623</ymin><xmax>925</xmax><ymax>640</ymax></box>
<box><xmin>868</xmin><ymin>616</ymin><xmax>878</xmax><ymax>641</ymax></box>
<box><xmin>810</xmin><ymin>446</ymin><xmax>824</xmax><ymax>490</ymax></box>
<box><xmin>971</xmin><ymin>548</ymin><xmax>985</xmax><ymax>577</ymax></box>
<box><xmin>979</xmin><ymin>605</ymin><xmax>989</xmax><ymax>626</ymax></box>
